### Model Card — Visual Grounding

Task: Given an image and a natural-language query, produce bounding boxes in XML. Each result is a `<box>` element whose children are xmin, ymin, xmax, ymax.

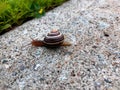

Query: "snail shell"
<box><xmin>43</xmin><ymin>30</ymin><xmax>64</xmax><ymax>46</ymax></box>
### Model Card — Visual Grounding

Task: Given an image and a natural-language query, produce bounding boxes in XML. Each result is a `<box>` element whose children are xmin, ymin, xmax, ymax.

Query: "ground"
<box><xmin>0</xmin><ymin>0</ymin><xmax>120</xmax><ymax>90</ymax></box>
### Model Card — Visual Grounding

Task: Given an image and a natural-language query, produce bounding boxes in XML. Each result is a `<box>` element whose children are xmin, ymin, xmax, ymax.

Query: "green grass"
<box><xmin>0</xmin><ymin>0</ymin><xmax>68</xmax><ymax>34</ymax></box>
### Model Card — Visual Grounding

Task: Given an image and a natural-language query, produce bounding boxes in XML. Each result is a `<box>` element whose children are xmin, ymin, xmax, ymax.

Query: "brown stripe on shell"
<box><xmin>44</xmin><ymin>34</ymin><xmax>64</xmax><ymax>44</ymax></box>
<box><xmin>43</xmin><ymin>40</ymin><xmax>64</xmax><ymax>45</ymax></box>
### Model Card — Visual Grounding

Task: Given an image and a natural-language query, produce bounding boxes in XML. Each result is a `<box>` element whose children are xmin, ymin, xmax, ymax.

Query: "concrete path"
<box><xmin>0</xmin><ymin>0</ymin><xmax>120</xmax><ymax>90</ymax></box>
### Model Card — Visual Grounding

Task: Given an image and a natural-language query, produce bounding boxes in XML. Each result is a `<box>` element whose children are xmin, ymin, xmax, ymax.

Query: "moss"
<box><xmin>0</xmin><ymin>0</ymin><xmax>68</xmax><ymax>35</ymax></box>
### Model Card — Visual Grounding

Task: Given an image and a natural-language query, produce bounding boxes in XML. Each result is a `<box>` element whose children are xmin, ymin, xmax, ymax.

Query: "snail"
<box><xmin>28</xmin><ymin>30</ymin><xmax>71</xmax><ymax>47</ymax></box>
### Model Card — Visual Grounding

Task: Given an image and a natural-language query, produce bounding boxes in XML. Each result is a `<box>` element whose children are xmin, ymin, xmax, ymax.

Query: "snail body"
<box><xmin>30</xmin><ymin>30</ymin><xmax>71</xmax><ymax>47</ymax></box>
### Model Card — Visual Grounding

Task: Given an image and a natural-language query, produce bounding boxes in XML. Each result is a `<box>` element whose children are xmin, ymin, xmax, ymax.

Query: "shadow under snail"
<box><xmin>29</xmin><ymin>30</ymin><xmax>71</xmax><ymax>47</ymax></box>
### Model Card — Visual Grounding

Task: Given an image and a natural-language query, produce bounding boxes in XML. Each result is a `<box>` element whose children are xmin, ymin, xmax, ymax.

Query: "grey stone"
<box><xmin>0</xmin><ymin>0</ymin><xmax>120</xmax><ymax>89</ymax></box>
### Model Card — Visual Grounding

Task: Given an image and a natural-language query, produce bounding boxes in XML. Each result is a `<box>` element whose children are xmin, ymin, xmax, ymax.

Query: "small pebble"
<box><xmin>1</xmin><ymin>60</ymin><xmax>8</xmax><ymax>64</ymax></box>
<box><xmin>1</xmin><ymin>59</ymin><xmax>10</xmax><ymax>64</ymax></box>
<box><xmin>39</xmin><ymin>78</ymin><xmax>45</xmax><ymax>81</ymax></box>
<box><xmin>98</xmin><ymin>21</ymin><xmax>110</xmax><ymax>30</ymax></box>
<box><xmin>19</xmin><ymin>65</ymin><xmax>25</xmax><ymax>71</ymax></box>
<box><xmin>71</xmin><ymin>70</ymin><xmax>76</xmax><ymax>77</ymax></box>
<box><xmin>34</xmin><ymin>64</ymin><xmax>41</xmax><ymax>71</ymax></box>
<box><xmin>12</xmin><ymin>72</ymin><xmax>17</xmax><ymax>76</ymax></box>
<box><xmin>103</xmin><ymin>32</ymin><xmax>109</xmax><ymax>37</ymax></box>
<box><xmin>4</xmin><ymin>64</ymin><xmax>11</xmax><ymax>69</ymax></box>
<box><xmin>104</xmin><ymin>78</ymin><xmax>112</xmax><ymax>83</ymax></box>
<box><xmin>94</xmin><ymin>82</ymin><xmax>101</xmax><ymax>87</ymax></box>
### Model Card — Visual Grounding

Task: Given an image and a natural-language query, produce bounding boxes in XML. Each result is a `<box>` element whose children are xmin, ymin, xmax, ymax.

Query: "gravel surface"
<box><xmin>0</xmin><ymin>0</ymin><xmax>120</xmax><ymax>90</ymax></box>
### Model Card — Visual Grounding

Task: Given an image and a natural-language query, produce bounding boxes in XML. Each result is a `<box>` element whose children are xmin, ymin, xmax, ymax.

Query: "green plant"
<box><xmin>0</xmin><ymin>0</ymin><xmax>68</xmax><ymax>34</ymax></box>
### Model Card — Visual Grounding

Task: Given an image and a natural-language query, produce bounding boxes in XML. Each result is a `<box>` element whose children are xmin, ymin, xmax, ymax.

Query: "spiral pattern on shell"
<box><xmin>43</xmin><ymin>30</ymin><xmax>64</xmax><ymax>46</ymax></box>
